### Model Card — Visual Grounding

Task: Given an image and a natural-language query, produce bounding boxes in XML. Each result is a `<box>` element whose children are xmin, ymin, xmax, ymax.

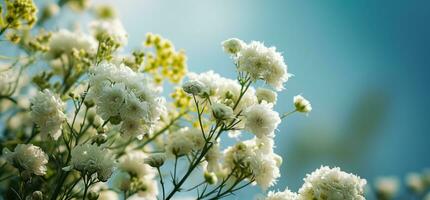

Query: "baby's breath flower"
<box><xmin>119</xmin><ymin>151</ymin><xmax>155</xmax><ymax>180</ymax></box>
<box><xmin>46</xmin><ymin>29</ymin><xmax>97</xmax><ymax>60</ymax></box>
<box><xmin>166</xmin><ymin>129</ymin><xmax>194</xmax><ymax>156</ymax></box>
<box><xmin>374</xmin><ymin>176</ymin><xmax>399</xmax><ymax>200</ymax></box>
<box><xmin>211</xmin><ymin>102</ymin><xmax>234</xmax><ymax>121</ymax></box>
<box><xmin>244</xmin><ymin>103</ymin><xmax>280</xmax><ymax>138</ymax></box>
<box><xmin>88</xmin><ymin>62</ymin><xmax>165</xmax><ymax>138</ymax></box>
<box><xmin>256</xmin><ymin>88</ymin><xmax>278</xmax><ymax>104</ymax></box>
<box><xmin>2</xmin><ymin>144</ymin><xmax>48</xmax><ymax>176</ymax></box>
<box><xmin>236</xmin><ymin>41</ymin><xmax>289</xmax><ymax>91</ymax></box>
<box><xmin>69</xmin><ymin>144</ymin><xmax>115</xmax><ymax>181</ymax></box>
<box><xmin>261</xmin><ymin>188</ymin><xmax>298</xmax><ymax>200</ymax></box>
<box><xmin>90</xmin><ymin>18</ymin><xmax>127</xmax><ymax>46</ymax></box>
<box><xmin>222</xmin><ymin>38</ymin><xmax>245</xmax><ymax>55</ymax></box>
<box><xmin>144</xmin><ymin>153</ymin><xmax>166</xmax><ymax>168</ymax></box>
<box><xmin>298</xmin><ymin>166</ymin><xmax>367</xmax><ymax>200</ymax></box>
<box><xmin>30</xmin><ymin>89</ymin><xmax>66</xmax><ymax>140</ymax></box>
<box><xmin>182</xmin><ymin>80</ymin><xmax>208</xmax><ymax>96</ymax></box>
<box><xmin>405</xmin><ymin>172</ymin><xmax>426</xmax><ymax>193</ymax></box>
<box><xmin>293</xmin><ymin>95</ymin><xmax>312</xmax><ymax>113</ymax></box>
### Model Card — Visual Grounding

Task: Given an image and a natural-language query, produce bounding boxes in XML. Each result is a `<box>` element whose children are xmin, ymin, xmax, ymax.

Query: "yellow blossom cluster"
<box><xmin>1</xmin><ymin>0</ymin><xmax>38</xmax><ymax>31</ymax></box>
<box><xmin>143</xmin><ymin>33</ymin><xmax>187</xmax><ymax>85</ymax></box>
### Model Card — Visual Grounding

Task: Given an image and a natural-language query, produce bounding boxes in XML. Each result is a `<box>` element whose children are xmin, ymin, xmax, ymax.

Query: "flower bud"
<box><xmin>204</xmin><ymin>171</ymin><xmax>218</xmax><ymax>185</ymax></box>
<box><xmin>182</xmin><ymin>80</ymin><xmax>208</xmax><ymax>96</ymax></box>
<box><xmin>93</xmin><ymin>134</ymin><xmax>108</xmax><ymax>145</ymax></box>
<box><xmin>211</xmin><ymin>103</ymin><xmax>234</xmax><ymax>121</ymax></box>
<box><xmin>87</xmin><ymin>191</ymin><xmax>99</xmax><ymax>200</ymax></box>
<box><xmin>293</xmin><ymin>95</ymin><xmax>312</xmax><ymax>113</ymax></box>
<box><xmin>256</xmin><ymin>88</ymin><xmax>277</xmax><ymax>104</ymax></box>
<box><xmin>31</xmin><ymin>191</ymin><xmax>43</xmax><ymax>200</ymax></box>
<box><xmin>144</xmin><ymin>153</ymin><xmax>166</xmax><ymax>168</ymax></box>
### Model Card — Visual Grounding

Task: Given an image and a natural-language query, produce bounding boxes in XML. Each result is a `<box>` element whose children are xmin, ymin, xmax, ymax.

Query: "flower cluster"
<box><xmin>0</xmin><ymin>2</ymin><xmax>369</xmax><ymax>200</ymax></box>
<box><xmin>30</xmin><ymin>89</ymin><xmax>66</xmax><ymax>140</ymax></box>
<box><xmin>88</xmin><ymin>62</ymin><xmax>165</xmax><ymax>138</ymax></box>
<box><xmin>2</xmin><ymin>144</ymin><xmax>48</xmax><ymax>176</ymax></box>
<box><xmin>223</xmin><ymin>38</ymin><xmax>290</xmax><ymax>91</ymax></box>
<box><xmin>69</xmin><ymin>144</ymin><xmax>115</xmax><ymax>181</ymax></box>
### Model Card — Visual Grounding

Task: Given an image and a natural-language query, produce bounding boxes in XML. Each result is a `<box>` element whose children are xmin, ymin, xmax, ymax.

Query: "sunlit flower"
<box><xmin>69</xmin><ymin>144</ymin><xmax>115</xmax><ymax>181</ymax></box>
<box><xmin>2</xmin><ymin>144</ymin><xmax>48</xmax><ymax>176</ymax></box>
<box><xmin>30</xmin><ymin>89</ymin><xmax>66</xmax><ymax>140</ymax></box>
<box><xmin>244</xmin><ymin>103</ymin><xmax>280</xmax><ymax>138</ymax></box>
<box><xmin>298</xmin><ymin>166</ymin><xmax>366</xmax><ymax>200</ymax></box>
<box><xmin>294</xmin><ymin>95</ymin><xmax>312</xmax><ymax>113</ymax></box>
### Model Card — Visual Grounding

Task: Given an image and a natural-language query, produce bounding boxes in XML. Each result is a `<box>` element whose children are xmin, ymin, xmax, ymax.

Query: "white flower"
<box><xmin>46</xmin><ymin>29</ymin><xmax>97</xmax><ymax>59</ymax></box>
<box><xmin>262</xmin><ymin>188</ymin><xmax>298</xmax><ymax>200</ymax></box>
<box><xmin>144</xmin><ymin>153</ymin><xmax>166</xmax><ymax>168</ymax></box>
<box><xmin>244</xmin><ymin>103</ymin><xmax>281</xmax><ymax>138</ymax></box>
<box><xmin>98</xmin><ymin>190</ymin><xmax>119</xmax><ymax>200</ymax></box>
<box><xmin>30</xmin><ymin>89</ymin><xmax>66</xmax><ymax>140</ymax></box>
<box><xmin>256</xmin><ymin>88</ymin><xmax>278</xmax><ymax>104</ymax></box>
<box><xmin>0</xmin><ymin>67</ymin><xmax>16</xmax><ymax>96</ymax></box>
<box><xmin>374</xmin><ymin>176</ymin><xmax>399</xmax><ymax>199</ymax></box>
<box><xmin>96</xmin><ymin>83</ymin><xmax>126</xmax><ymax>120</ymax></box>
<box><xmin>134</xmin><ymin>179</ymin><xmax>159</xmax><ymax>200</ymax></box>
<box><xmin>70</xmin><ymin>144</ymin><xmax>115</xmax><ymax>181</ymax></box>
<box><xmin>166</xmin><ymin>129</ymin><xmax>194</xmax><ymax>156</ymax></box>
<box><xmin>405</xmin><ymin>172</ymin><xmax>425</xmax><ymax>193</ymax></box>
<box><xmin>211</xmin><ymin>102</ymin><xmax>234</xmax><ymax>121</ymax></box>
<box><xmin>223</xmin><ymin>138</ymin><xmax>281</xmax><ymax>190</ymax></box>
<box><xmin>88</xmin><ymin>62</ymin><xmax>165</xmax><ymax>138</ymax></box>
<box><xmin>2</xmin><ymin>144</ymin><xmax>48</xmax><ymax>176</ymax></box>
<box><xmin>222</xmin><ymin>38</ymin><xmax>245</xmax><ymax>55</ymax></box>
<box><xmin>294</xmin><ymin>95</ymin><xmax>312</xmax><ymax>113</ymax></box>
<box><xmin>119</xmin><ymin>151</ymin><xmax>155</xmax><ymax>179</ymax></box>
<box><xmin>298</xmin><ymin>166</ymin><xmax>367</xmax><ymax>200</ymax></box>
<box><xmin>236</xmin><ymin>41</ymin><xmax>289</xmax><ymax>91</ymax></box>
<box><xmin>90</xmin><ymin>18</ymin><xmax>128</xmax><ymax>46</ymax></box>
<box><xmin>183</xmin><ymin>127</ymin><xmax>206</xmax><ymax>150</ymax></box>
<box><xmin>182</xmin><ymin>79</ymin><xmax>208</xmax><ymax>96</ymax></box>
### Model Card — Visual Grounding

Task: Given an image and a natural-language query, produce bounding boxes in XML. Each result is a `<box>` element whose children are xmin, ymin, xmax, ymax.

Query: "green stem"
<box><xmin>157</xmin><ymin>167</ymin><xmax>165</xmax><ymax>200</ymax></box>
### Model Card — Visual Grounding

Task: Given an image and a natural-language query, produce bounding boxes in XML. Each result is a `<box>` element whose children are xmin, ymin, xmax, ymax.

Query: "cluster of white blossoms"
<box><xmin>46</xmin><ymin>29</ymin><xmax>97</xmax><ymax>60</ymax></box>
<box><xmin>298</xmin><ymin>166</ymin><xmax>367</xmax><ymax>200</ymax></box>
<box><xmin>30</xmin><ymin>89</ymin><xmax>66</xmax><ymax>140</ymax></box>
<box><xmin>2</xmin><ymin>144</ymin><xmax>48</xmax><ymax>176</ymax></box>
<box><xmin>166</xmin><ymin>127</ymin><xmax>206</xmax><ymax>156</ymax></box>
<box><xmin>68</xmin><ymin>143</ymin><xmax>115</xmax><ymax>181</ymax></box>
<box><xmin>261</xmin><ymin>166</ymin><xmax>367</xmax><ymax>200</ymax></box>
<box><xmin>112</xmin><ymin>151</ymin><xmax>158</xmax><ymax>199</ymax></box>
<box><xmin>260</xmin><ymin>188</ymin><xmax>298</xmax><ymax>200</ymax></box>
<box><xmin>223</xmin><ymin>38</ymin><xmax>290</xmax><ymax>91</ymax></box>
<box><xmin>222</xmin><ymin>137</ymin><xmax>282</xmax><ymax>190</ymax></box>
<box><xmin>88</xmin><ymin>62</ymin><xmax>165</xmax><ymax>138</ymax></box>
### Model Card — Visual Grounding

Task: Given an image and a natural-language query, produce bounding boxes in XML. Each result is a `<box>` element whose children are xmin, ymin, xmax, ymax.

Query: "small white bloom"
<box><xmin>46</xmin><ymin>29</ymin><xmax>97</xmax><ymax>59</ymax></box>
<box><xmin>211</xmin><ymin>102</ymin><xmax>234</xmax><ymax>121</ymax></box>
<box><xmin>182</xmin><ymin>80</ymin><xmax>208</xmax><ymax>96</ymax></box>
<box><xmin>2</xmin><ymin>144</ymin><xmax>48</xmax><ymax>176</ymax></box>
<box><xmin>222</xmin><ymin>38</ymin><xmax>245</xmax><ymax>55</ymax></box>
<box><xmin>30</xmin><ymin>89</ymin><xmax>66</xmax><ymax>140</ymax></box>
<box><xmin>98</xmin><ymin>190</ymin><xmax>119</xmax><ymax>200</ymax></box>
<box><xmin>256</xmin><ymin>88</ymin><xmax>278</xmax><ymax>104</ymax></box>
<box><xmin>262</xmin><ymin>188</ymin><xmax>298</xmax><ymax>200</ymax></box>
<box><xmin>70</xmin><ymin>144</ymin><xmax>115</xmax><ymax>181</ymax></box>
<box><xmin>294</xmin><ymin>95</ymin><xmax>312</xmax><ymax>113</ymax></box>
<box><xmin>90</xmin><ymin>18</ymin><xmax>128</xmax><ymax>46</ymax></box>
<box><xmin>374</xmin><ymin>176</ymin><xmax>399</xmax><ymax>200</ymax></box>
<box><xmin>244</xmin><ymin>103</ymin><xmax>281</xmax><ymax>138</ymax></box>
<box><xmin>119</xmin><ymin>151</ymin><xmax>155</xmax><ymax>179</ymax></box>
<box><xmin>298</xmin><ymin>166</ymin><xmax>367</xmax><ymax>200</ymax></box>
<box><xmin>166</xmin><ymin>130</ymin><xmax>193</xmax><ymax>156</ymax></box>
<box><xmin>405</xmin><ymin>172</ymin><xmax>425</xmax><ymax>193</ymax></box>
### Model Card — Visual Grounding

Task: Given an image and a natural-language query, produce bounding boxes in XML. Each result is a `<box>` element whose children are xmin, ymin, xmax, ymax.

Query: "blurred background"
<box><xmin>39</xmin><ymin>0</ymin><xmax>430</xmax><ymax>199</ymax></box>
